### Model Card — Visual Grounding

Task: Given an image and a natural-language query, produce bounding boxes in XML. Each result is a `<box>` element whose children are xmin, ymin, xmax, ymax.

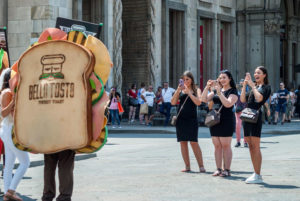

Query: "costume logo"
<box><xmin>39</xmin><ymin>54</ymin><xmax>65</xmax><ymax>80</ymax></box>
<box><xmin>29</xmin><ymin>54</ymin><xmax>75</xmax><ymax>104</ymax></box>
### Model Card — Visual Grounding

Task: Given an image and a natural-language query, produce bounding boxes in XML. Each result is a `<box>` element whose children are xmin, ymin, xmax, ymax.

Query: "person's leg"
<box><xmin>115</xmin><ymin>110</ymin><xmax>121</xmax><ymax>126</ymax></box>
<box><xmin>219</xmin><ymin>137</ymin><xmax>233</xmax><ymax>170</ymax></box>
<box><xmin>235</xmin><ymin>113</ymin><xmax>242</xmax><ymax>143</ymax></box>
<box><xmin>42</xmin><ymin>153</ymin><xmax>59</xmax><ymax>201</ymax></box>
<box><xmin>159</xmin><ymin>103</ymin><xmax>166</xmax><ymax>115</ymax></box>
<box><xmin>164</xmin><ymin>103</ymin><xmax>172</xmax><ymax>126</ymax></box>
<box><xmin>56</xmin><ymin>150</ymin><xmax>75</xmax><ymax>201</ymax></box>
<box><xmin>212</xmin><ymin>137</ymin><xmax>222</xmax><ymax>170</ymax></box>
<box><xmin>247</xmin><ymin>137</ymin><xmax>262</xmax><ymax>175</ymax></box>
<box><xmin>128</xmin><ymin>106</ymin><xmax>133</xmax><ymax>122</ymax></box>
<box><xmin>7</xmin><ymin>145</ymin><xmax>30</xmax><ymax>192</ymax></box>
<box><xmin>190</xmin><ymin>142</ymin><xmax>205</xmax><ymax>169</ymax></box>
<box><xmin>145</xmin><ymin>114</ymin><xmax>149</xmax><ymax>125</ymax></box>
<box><xmin>3</xmin><ymin>143</ymin><xmax>15</xmax><ymax>193</ymax></box>
<box><xmin>180</xmin><ymin>141</ymin><xmax>190</xmax><ymax>171</ymax></box>
<box><xmin>281</xmin><ymin>104</ymin><xmax>286</xmax><ymax>123</ymax></box>
<box><xmin>133</xmin><ymin>106</ymin><xmax>137</xmax><ymax>121</ymax></box>
<box><xmin>110</xmin><ymin>109</ymin><xmax>116</xmax><ymax>126</ymax></box>
<box><xmin>274</xmin><ymin>111</ymin><xmax>279</xmax><ymax>123</ymax></box>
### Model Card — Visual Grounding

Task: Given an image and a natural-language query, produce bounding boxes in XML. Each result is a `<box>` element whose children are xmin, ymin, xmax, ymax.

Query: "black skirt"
<box><xmin>209</xmin><ymin>115</ymin><xmax>235</xmax><ymax>137</ymax></box>
<box><xmin>176</xmin><ymin>117</ymin><xmax>198</xmax><ymax>142</ymax></box>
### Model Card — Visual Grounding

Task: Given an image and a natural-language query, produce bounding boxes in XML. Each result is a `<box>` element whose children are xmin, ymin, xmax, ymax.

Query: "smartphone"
<box><xmin>179</xmin><ymin>79</ymin><xmax>184</xmax><ymax>87</ymax></box>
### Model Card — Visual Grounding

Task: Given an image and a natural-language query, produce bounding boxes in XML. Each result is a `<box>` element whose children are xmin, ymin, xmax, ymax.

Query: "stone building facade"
<box><xmin>0</xmin><ymin>0</ymin><xmax>299</xmax><ymax>95</ymax></box>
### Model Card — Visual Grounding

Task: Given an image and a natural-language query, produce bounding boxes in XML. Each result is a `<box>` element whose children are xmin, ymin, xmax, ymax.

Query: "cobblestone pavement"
<box><xmin>2</xmin><ymin>128</ymin><xmax>300</xmax><ymax>201</ymax></box>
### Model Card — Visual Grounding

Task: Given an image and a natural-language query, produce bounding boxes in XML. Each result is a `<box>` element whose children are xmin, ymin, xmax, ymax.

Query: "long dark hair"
<box><xmin>220</xmin><ymin>70</ymin><xmax>236</xmax><ymax>90</ymax></box>
<box><xmin>256</xmin><ymin>66</ymin><xmax>269</xmax><ymax>85</ymax></box>
<box><xmin>181</xmin><ymin>71</ymin><xmax>197</xmax><ymax>94</ymax></box>
<box><xmin>1</xmin><ymin>68</ymin><xmax>11</xmax><ymax>93</ymax></box>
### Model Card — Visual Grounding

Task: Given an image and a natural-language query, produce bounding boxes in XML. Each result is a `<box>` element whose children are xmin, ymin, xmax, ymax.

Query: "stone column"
<box><xmin>113</xmin><ymin>0</ymin><xmax>123</xmax><ymax>96</ymax></box>
<box><xmin>72</xmin><ymin>0</ymin><xmax>82</xmax><ymax>20</ymax></box>
<box><xmin>297</xmin><ymin>26</ymin><xmax>300</xmax><ymax>86</ymax></box>
<box><xmin>264</xmin><ymin>17</ymin><xmax>281</xmax><ymax>90</ymax></box>
<box><xmin>212</xmin><ymin>17</ymin><xmax>218</xmax><ymax>78</ymax></box>
<box><xmin>287</xmin><ymin>24</ymin><xmax>297</xmax><ymax>86</ymax></box>
<box><xmin>149</xmin><ymin>0</ymin><xmax>156</xmax><ymax>87</ymax></box>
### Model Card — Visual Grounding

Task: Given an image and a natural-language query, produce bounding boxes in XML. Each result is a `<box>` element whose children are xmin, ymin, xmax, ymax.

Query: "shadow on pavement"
<box><xmin>20</xmin><ymin>195</ymin><xmax>38</xmax><ymax>201</ymax></box>
<box><xmin>259</xmin><ymin>183</ymin><xmax>300</xmax><ymax>189</ymax></box>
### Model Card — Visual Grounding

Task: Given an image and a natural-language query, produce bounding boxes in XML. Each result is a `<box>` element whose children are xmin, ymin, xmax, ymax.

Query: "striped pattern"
<box><xmin>67</xmin><ymin>31</ymin><xmax>87</xmax><ymax>45</ymax></box>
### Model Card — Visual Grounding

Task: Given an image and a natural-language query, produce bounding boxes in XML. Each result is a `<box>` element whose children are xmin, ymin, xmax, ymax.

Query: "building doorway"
<box><xmin>169</xmin><ymin>9</ymin><xmax>185</xmax><ymax>88</ymax></box>
<box><xmin>199</xmin><ymin>18</ymin><xmax>212</xmax><ymax>90</ymax></box>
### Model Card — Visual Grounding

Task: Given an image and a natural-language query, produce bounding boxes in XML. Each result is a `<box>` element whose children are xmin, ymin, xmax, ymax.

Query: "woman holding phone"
<box><xmin>240</xmin><ymin>66</ymin><xmax>271</xmax><ymax>184</ymax></box>
<box><xmin>202</xmin><ymin>70</ymin><xmax>238</xmax><ymax>177</ymax></box>
<box><xmin>171</xmin><ymin>71</ymin><xmax>205</xmax><ymax>173</ymax></box>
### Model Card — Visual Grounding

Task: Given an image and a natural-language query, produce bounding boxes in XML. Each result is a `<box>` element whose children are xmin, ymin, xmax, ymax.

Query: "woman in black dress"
<box><xmin>201</xmin><ymin>70</ymin><xmax>238</xmax><ymax>177</ymax></box>
<box><xmin>171</xmin><ymin>71</ymin><xmax>205</xmax><ymax>173</ymax></box>
<box><xmin>241</xmin><ymin>66</ymin><xmax>271</xmax><ymax>184</ymax></box>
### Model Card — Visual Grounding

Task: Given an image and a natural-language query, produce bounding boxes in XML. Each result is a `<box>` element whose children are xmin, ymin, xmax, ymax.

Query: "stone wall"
<box><xmin>7</xmin><ymin>0</ymin><xmax>72</xmax><ymax>64</ymax></box>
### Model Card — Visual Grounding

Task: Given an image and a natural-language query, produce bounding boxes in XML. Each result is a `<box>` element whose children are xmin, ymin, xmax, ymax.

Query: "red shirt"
<box><xmin>128</xmin><ymin>89</ymin><xmax>137</xmax><ymax>98</ymax></box>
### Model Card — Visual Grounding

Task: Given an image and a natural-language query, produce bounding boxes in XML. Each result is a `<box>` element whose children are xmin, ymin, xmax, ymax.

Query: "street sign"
<box><xmin>55</xmin><ymin>17</ymin><xmax>102</xmax><ymax>39</ymax></box>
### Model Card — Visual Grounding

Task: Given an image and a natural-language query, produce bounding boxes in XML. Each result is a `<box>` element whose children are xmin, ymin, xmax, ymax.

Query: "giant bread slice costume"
<box><xmin>11</xmin><ymin>28</ymin><xmax>112</xmax><ymax>154</ymax></box>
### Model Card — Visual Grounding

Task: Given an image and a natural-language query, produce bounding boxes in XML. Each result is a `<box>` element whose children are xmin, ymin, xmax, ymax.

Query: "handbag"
<box><xmin>139</xmin><ymin>103</ymin><xmax>148</xmax><ymax>114</ymax></box>
<box><xmin>170</xmin><ymin>96</ymin><xmax>189</xmax><ymax>126</ymax></box>
<box><xmin>204</xmin><ymin>106</ymin><xmax>222</xmax><ymax>127</ymax></box>
<box><xmin>205</xmin><ymin>89</ymin><xmax>234</xmax><ymax>127</ymax></box>
<box><xmin>129</xmin><ymin>97</ymin><xmax>138</xmax><ymax>106</ymax></box>
<box><xmin>240</xmin><ymin>107</ymin><xmax>261</xmax><ymax>123</ymax></box>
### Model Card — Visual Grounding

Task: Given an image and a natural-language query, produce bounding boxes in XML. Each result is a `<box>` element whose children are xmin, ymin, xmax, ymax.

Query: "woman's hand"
<box><xmin>244</xmin><ymin>72</ymin><xmax>255</xmax><ymax>88</ymax></box>
<box><xmin>206</xmin><ymin>80</ymin><xmax>214</xmax><ymax>89</ymax></box>
<box><xmin>182</xmin><ymin>85</ymin><xmax>192</xmax><ymax>95</ymax></box>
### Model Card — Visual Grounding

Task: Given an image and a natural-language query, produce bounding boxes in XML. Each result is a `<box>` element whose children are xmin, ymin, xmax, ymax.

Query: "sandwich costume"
<box><xmin>9</xmin><ymin>27</ymin><xmax>112</xmax><ymax>201</ymax></box>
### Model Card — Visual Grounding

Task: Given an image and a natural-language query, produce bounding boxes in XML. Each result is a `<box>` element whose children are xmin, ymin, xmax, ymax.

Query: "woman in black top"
<box><xmin>171</xmin><ymin>71</ymin><xmax>205</xmax><ymax>173</ymax></box>
<box><xmin>202</xmin><ymin>70</ymin><xmax>238</xmax><ymax>177</ymax></box>
<box><xmin>241</xmin><ymin>66</ymin><xmax>271</xmax><ymax>184</ymax></box>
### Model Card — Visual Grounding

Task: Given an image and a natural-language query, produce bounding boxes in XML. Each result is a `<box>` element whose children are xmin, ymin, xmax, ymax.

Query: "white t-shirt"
<box><xmin>162</xmin><ymin>87</ymin><xmax>175</xmax><ymax>103</ymax></box>
<box><xmin>138</xmin><ymin>88</ymin><xmax>146</xmax><ymax>104</ymax></box>
<box><xmin>142</xmin><ymin>91</ymin><xmax>155</xmax><ymax>107</ymax></box>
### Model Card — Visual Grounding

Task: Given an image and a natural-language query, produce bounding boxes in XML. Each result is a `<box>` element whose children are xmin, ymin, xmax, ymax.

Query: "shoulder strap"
<box><xmin>176</xmin><ymin>95</ymin><xmax>189</xmax><ymax>118</ymax></box>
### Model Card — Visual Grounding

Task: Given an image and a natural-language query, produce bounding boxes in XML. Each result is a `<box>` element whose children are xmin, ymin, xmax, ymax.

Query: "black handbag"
<box><xmin>240</xmin><ymin>107</ymin><xmax>261</xmax><ymax>123</ymax></box>
<box><xmin>204</xmin><ymin>106</ymin><xmax>222</xmax><ymax>127</ymax></box>
<box><xmin>205</xmin><ymin>89</ymin><xmax>232</xmax><ymax>127</ymax></box>
<box><xmin>129</xmin><ymin>97</ymin><xmax>138</xmax><ymax>106</ymax></box>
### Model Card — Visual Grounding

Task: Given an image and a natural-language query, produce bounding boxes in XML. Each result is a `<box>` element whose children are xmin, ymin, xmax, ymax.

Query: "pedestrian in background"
<box><xmin>295</xmin><ymin>86</ymin><xmax>300</xmax><ymax>117</ymax></box>
<box><xmin>160</xmin><ymin>82</ymin><xmax>175</xmax><ymax>126</ymax></box>
<box><xmin>269</xmin><ymin>92</ymin><xmax>278</xmax><ymax>123</ymax></box>
<box><xmin>137</xmin><ymin>83</ymin><xmax>146</xmax><ymax>124</ymax></box>
<box><xmin>109</xmin><ymin>87</ymin><xmax>121</xmax><ymax>128</ymax></box>
<box><xmin>141</xmin><ymin>85</ymin><xmax>156</xmax><ymax>126</ymax></box>
<box><xmin>240</xmin><ymin>66</ymin><xmax>271</xmax><ymax>184</ymax></box>
<box><xmin>235</xmin><ymin>80</ymin><xmax>247</xmax><ymax>147</ymax></box>
<box><xmin>274</xmin><ymin>82</ymin><xmax>289</xmax><ymax>125</ymax></box>
<box><xmin>155</xmin><ymin>86</ymin><xmax>163</xmax><ymax>111</ymax></box>
<box><xmin>0</xmin><ymin>69</ymin><xmax>30</xmax><ymax>201</ymax></box>
<box><xmin>171</xmin><ymin>71</ymin><xmax>205</xmax><ymax>173</ymax></box>
<box><xmin>127</xmin><ymin>84</ymin><xmax>138</xmax><ymax>123</ymax></box>
<box><xmin>202</xmin><ymin>70</ymin><xmax>238</xmax><ymax>177</ymax></box>
<box><xmin>286</xmin><ymin>88</ymin><xmax>295</xmax><ymax>122</ymax></box>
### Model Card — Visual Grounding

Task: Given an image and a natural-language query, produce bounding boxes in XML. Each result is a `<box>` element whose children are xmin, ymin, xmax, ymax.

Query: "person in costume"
<box><xmin>0</xmin><ymin>68</ymin><xmax>30</xmax><ymax>201</ymax></box>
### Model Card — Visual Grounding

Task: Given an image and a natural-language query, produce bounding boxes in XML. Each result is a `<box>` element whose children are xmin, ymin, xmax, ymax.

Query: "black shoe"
<box><xmin>244</xmin><ymin>143</ymin><xmax>248</xmax><ymax>148</ymax></box>
<box><xmin>268</xmin><ymin>121</ymin><xmax>271</xmax><ymax>125</ymax></box>
<box><xmin>281</xmin><ymin>122</ymin><xmax>284</xmax><ymax>125</ymax></box>
<box><xmin>287</xmin><ymin>120</ymin><xmax>291</xmax><ymax>123</ymax></box>
<box><xmin>273</xmin><ymin>122</ymin><xmax>277</xmax><ymax>125</ymax></box>
<box><xmin>235</xmin><ymin>142</ymin><xmax>241</xmax><ymax>147</ymax></box>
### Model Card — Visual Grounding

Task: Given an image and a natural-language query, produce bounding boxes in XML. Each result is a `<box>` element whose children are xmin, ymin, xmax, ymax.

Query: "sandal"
<box><xmin>212</xmin><ymin>168</ymin><xmax>222</xmax><ymax>176</ymax></box>
<box><xmin>181</xmin><ymin>168</ymin><xmax>191</xmax><ymax>172</ymax></box>
<box><xmin>199</xmin><ymin>167</ymin><xmax>206</xmax><ymax>173</ymax></box>
<box><xmin>4</xmin><ymin>190</ymin><xmax>22</xmax><ymax>201</ymax></box>
<box><xmin>220</xmin><ymin>169</ymin><xmax>231</xmax><ymax>177</ymax></box>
